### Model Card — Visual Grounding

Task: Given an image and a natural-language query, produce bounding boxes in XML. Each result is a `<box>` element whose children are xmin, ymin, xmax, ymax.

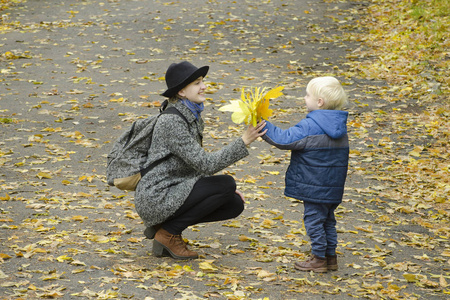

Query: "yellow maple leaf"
<box><xmin>403</xmin><ymin>273</ymin><xmax>418</xmax><ymax>283</ymax></box>
<box><xmin>0</xmin><ymin>193</ymin><xmax>11</xmax><ymax>201</ymax></box>
<box><xmin>238</xmin><ymin>235</ymin><xmax>249</xmax><ymax>241</ymax></box>
<box><xmin>183</xmin><ymin>265</ymin><xmax>194</xmax><ymax>272</ymax></box>
<box><xmin>229</xmin><ymin>248</ymin><xmax>245</xmax><ymax>254</ymax></box>
<box><xmin>56</xmin><ymin>255</ymin><xmax>73</xmax><ymax>262</ymax></box>
<box><xmin>37</xmin><ymin>172</ymin><xmax>52</xmax><ymax>179</ymax></box>
<box><xmin>199</xmin><ymin>261</ymin><xmax>218</xmax><ymax>272</ymax></box>
<box><xmin>219</xmin><ymin>86</ymin><xmax>284</xmax><ymax>126</ymax></box>
<box><xmin>71</xmin><ymin>215</ymin><xmax>88</xmax><ymax>222</ymax></box>
<box><xmin>0</xmin><ymin>253</ymin><xmax>12</xmax><ymax>260</ymax></box>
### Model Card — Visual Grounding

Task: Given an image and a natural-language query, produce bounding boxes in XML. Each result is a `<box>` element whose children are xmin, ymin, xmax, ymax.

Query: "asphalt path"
<box><xmin>0</xmin><ymin>0</ymin><xmax>447</xmax><ymax>299</ymax></box>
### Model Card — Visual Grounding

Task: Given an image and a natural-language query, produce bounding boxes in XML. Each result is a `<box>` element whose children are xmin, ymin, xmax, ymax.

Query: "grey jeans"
<box><xmin>303</xmin><ymin>201</ymin><xmax>340</xmax><ymax>257</ymax></box>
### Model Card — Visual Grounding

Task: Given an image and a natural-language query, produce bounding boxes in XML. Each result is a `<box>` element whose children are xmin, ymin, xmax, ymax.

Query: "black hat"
<box><xmin>162</xmin><ymin>61</ymin><xmax>209</xmax><ymax>97</ymax></box>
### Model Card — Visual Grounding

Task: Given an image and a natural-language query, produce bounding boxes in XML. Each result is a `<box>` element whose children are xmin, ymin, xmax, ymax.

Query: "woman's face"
<box><xmin>178</xmin><ymin>77</ymin><xmax>207</xmax><ymax>104</ymax></box>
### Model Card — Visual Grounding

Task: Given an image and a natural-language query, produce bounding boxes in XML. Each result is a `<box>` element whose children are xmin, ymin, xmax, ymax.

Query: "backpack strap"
<box><xmin>124</xmin><ymin>122</ymin><xmax>137</xmax><ymax>147</ymax></box>
<box><xmin>140</xmin><ymin>106</ymin><xmax>189</xmax><ymax>177</ymax></box>
<box><xmin>161</xmin><ymin>106</ymin><xmax>189</xmax><ymax>125</ymax></box>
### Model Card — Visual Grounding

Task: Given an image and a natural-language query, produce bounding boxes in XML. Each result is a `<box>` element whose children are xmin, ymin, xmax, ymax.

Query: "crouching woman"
<box><xmin>134</xmin><ymin>61</ymin><xmax>266</xmax><ymax>259</ymax></box>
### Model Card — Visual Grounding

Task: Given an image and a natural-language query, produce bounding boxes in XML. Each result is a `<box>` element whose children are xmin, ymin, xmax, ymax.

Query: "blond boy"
<box><xmin>262</xmin><ymin>76</ymin><xmax>349</xmax><ymax>272</ymax></box>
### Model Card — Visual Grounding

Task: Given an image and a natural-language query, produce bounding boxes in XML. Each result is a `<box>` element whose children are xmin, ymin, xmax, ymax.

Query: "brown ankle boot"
<box><xmin>294</xmin><ymin>255</ymin><xmax>327</xmax><ymax>272</ymax></box>
<box><xmin>153</xmin><ymin>228</ymin><xmax>198</xmax><ymax>260</ymax></box>
<box><xmin>326</xmin><ymin>255</ymin><xmax>338</xmax><ymax>271</ymax></box>
<box><xmin>144</xmin><ymin>224</ymin><xmax>161</xmax><ymax>239</ymax></box>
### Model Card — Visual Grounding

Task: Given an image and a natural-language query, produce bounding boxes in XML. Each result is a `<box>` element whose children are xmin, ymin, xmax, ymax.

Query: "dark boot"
<box><xmin>144</xmin><ymin>224</ymin><xmax>161</xmax><ymax>239</ymax></box>
<box><xmin>326</xmin><ymin>255</ymin><xmax>338</xmax><ymax>271</ymax></box>
<box><xmin>294</xmin><ymin>255</ymin><xmax>327</xmax><ymax>272</ymax></box>
<box><xmin>153</xmin><ymin>228</ymin><xmax>198</xmax><ymax>260</ymax></box>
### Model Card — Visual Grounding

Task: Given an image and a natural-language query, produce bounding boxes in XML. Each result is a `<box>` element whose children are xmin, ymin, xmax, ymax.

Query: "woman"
<box><xmin>134</xmin><ymin>61</ymin><xmax>266</xmax><ymax>259</ymax></box>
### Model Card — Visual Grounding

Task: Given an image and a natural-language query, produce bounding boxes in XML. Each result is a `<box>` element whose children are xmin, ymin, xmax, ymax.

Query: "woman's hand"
<box><xmin>241</xmin><ymin>120</ymin><xmax>267</xmax><ymax>146</ymax></box>
<box><xmin>235</xmin><ymin>190</ymin><xmax>245</xmax><ymax>203</ymax></box>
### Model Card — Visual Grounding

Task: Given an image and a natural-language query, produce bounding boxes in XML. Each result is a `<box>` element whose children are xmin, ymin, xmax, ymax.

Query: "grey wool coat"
<box><xmin>134</xmin><ymin>101</ymin><xmax>249</xmax><ymax>227</ymax></box>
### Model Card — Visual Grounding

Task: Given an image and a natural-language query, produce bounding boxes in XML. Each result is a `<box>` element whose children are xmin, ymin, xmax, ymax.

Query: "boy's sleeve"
<box><xmin>262</xmin><ymin>120</ymin><xmax>309</xmax><ymax>150</ymax></box>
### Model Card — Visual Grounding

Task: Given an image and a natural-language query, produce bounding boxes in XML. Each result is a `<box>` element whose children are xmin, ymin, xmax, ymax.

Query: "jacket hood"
<box><xmin>307</xmin><ymin>110</ymin><xmax>348</xmax><ymax>139</ymax></box>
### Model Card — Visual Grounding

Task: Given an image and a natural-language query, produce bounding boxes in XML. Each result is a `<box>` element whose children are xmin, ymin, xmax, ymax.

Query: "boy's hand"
<box><xmin>241</xmin><ymin>120</ymin><xmax>267</xmax><ymax>146</ymax></box>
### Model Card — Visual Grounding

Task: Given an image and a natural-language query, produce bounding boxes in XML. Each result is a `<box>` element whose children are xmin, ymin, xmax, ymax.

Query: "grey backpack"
<box><xmin>106</xmin><ymin>106</ymin><xmax>188</xmax><ymax>191</ymax></box>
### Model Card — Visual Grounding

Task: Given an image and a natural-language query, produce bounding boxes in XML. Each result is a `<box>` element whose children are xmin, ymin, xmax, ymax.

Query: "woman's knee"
<box><xmin>218</xmin><ymin>174</ymin><xmax>236</xmax><ymax>191</ymax></box>
<box><xmin>198</xmin><ymin>175</ymin><xmax>236</xmax><ymax>191</ymax></box>
<box><xmin>212</xmin><ymin>175</ymin><xmax>237</xmax><ymax>198</ymax></box>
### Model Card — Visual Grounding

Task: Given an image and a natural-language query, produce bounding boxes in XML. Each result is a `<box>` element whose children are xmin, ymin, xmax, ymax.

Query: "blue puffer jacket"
<box><xmin>262</xmin><ymin>110</ymin><xmax>349</xmax><ymax>204</ymax></box>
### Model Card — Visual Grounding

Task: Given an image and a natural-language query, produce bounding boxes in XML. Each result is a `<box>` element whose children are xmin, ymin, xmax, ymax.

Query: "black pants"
<box><xmin>162</xmin><ymin>175</ymin><xmax>244</xmax><ymax>235</ymax></box>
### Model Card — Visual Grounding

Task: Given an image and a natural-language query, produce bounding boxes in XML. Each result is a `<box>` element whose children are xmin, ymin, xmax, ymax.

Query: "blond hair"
<box><xmin>306</xmin><ymin>76</ymin><xmax>348</xmax><ymax>110</ymax></box>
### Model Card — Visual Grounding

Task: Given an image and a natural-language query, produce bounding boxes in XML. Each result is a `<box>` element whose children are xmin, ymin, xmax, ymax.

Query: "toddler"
<box><xmin>262</xmin><ymin>76</ymin><xmax>349</xmax><ymax>272</ymax></box>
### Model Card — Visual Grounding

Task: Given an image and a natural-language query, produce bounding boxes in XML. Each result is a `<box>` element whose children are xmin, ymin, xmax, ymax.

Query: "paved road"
<box><xmin>0</xmin><ymin>0</ymin><xmax>446</xmax><ymax>299</ymax></box>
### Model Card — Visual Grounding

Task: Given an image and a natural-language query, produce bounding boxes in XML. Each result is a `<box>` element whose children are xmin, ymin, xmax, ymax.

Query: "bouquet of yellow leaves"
<box><xmin>219</xmin><ymin>86</ymin><xmax>284</xmax><ymax>126</ymax></box>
